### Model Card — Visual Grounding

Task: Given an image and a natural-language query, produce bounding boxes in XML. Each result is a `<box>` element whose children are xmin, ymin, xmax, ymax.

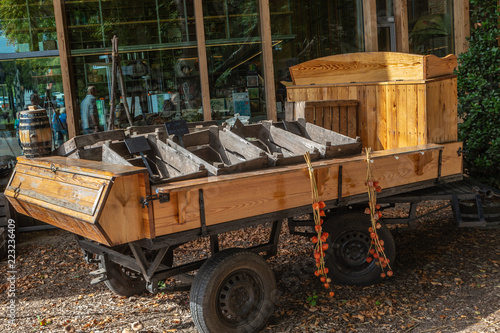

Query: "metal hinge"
<box><xmin>140</xmin><ymin>193</ymin><xmax>170</xmax><ymax>207</ymax></box>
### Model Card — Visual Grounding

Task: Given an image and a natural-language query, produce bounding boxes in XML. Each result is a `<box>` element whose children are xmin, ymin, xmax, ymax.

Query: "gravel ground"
<box><xmin>1</xmin><ymin>201</ymin><xmax>499</xmax><ymax>333</ymax></box>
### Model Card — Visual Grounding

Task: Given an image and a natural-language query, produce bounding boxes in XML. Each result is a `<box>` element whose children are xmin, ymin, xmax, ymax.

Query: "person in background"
<box><xmin>28</xmin><ymin>92</ymin><xmax>41</xmax><ymax>109</ymax></box>
<box><xmin>51</xmin><ymin>108</ymin><xmax>64</xmax><ymax>147</ymax></box>
<box><xmin>80</xmin><ymin>86</ymin><xmax>101</xmax><ymax>134</ymax></box>
<box><xmin>59</xmin><ymin>107</ymin><xmax>68</xmax><ymax>142</ymax></box>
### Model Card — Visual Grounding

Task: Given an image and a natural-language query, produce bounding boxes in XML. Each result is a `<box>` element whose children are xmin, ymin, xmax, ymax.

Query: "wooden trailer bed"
<box><xmin>5</xmin><ymin>141</ymin><xmax>462</xmax><ymax>247</ymax></box>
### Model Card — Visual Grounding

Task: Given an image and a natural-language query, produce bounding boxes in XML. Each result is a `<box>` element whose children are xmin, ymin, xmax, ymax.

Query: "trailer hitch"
<box><xmin>140</xmin><ymin>193</ymin><xmax>170</xmax><ymax>207</ymax></box>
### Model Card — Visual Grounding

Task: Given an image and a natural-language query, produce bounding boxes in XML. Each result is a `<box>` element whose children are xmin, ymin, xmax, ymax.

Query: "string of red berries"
<box><xmin>304</xmin><ymin>152</ymin><xmax>335</xmax><ymax>298</ymax></box>
<box><xmin>365</xmin><ymin>148</ymin><xmax>393</xmax><ymax>278</ymax></box>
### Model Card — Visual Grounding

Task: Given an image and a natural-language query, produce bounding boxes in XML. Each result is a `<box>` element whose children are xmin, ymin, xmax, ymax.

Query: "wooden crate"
<box><xmin>5</xmin><ymin>156</ymin><xmax>151</xmax><ymax>246</ymax></box>
<box><xmin>287</xmin><ymin>52</ymin><xmax>458</xmax><ymax>150</ymax></box>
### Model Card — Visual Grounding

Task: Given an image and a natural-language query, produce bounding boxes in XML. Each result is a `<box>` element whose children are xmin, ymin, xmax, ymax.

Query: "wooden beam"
<box><xmin>259</xmin><ymin>0</ymin><xmax>277</xmax><ymax>121</ymax></box>
<box><xmin>454</xmin><ymin>0</ymin><xmax>470</xmax><ymax>55</ymax></box>
<box><xmin>194</xmin><ymin>0</ymin><xmax>211</xmax><ymax>121</ymax></box>
<box><xmin>53</xmin><ymin>0</ymin><xmax>79</xmax><ymax>137</ymax></box>
<box><xmin>394</xmin><ymin>0</ymin><xmax>409</xmax><ymax>53</ymax></box>
<box><xmin>363</xmin><ymin>0</ymin><xmax>378</xmax><ymax>52</ymax></box>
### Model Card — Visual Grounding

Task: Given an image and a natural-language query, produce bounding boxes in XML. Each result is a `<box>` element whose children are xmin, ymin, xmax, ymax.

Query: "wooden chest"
<box><xmin>286</xmin><ymin>52</ymin><xmax>458</xmax><ymax>151</ymax></box>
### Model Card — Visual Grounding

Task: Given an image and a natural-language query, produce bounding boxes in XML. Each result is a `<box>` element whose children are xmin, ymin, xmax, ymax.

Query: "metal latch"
<box><xmin>140</xmin><ymin>193</ymin><xmax>170</xmax><ymax>207</ymax></box>
<box><xmin>457</xmin><ymin>147</ymin><xmax>467</xmax><ymax>156</ymax></box>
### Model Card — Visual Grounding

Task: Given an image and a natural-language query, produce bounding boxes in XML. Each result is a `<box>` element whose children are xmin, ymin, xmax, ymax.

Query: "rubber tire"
<box><xmin>190</xmin><ymin>249</ymin><xmax>276</xmax><ymax>333</ymax></box>
<box><xmin>323</xmin><ymin>212</ymin><xmax>396</xmax><ymax>286</ymax></box>
<box><xmin>99</xmin><ymin>253</ymin><xmax>147</xmax><ymax>297</ymax></box>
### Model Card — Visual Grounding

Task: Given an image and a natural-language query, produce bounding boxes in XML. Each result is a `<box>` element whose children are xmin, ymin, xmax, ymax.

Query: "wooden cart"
<box><xmin>4</xmin><ymin>53</ymin><xmax>478</xmax><ymax>333</ymax></box>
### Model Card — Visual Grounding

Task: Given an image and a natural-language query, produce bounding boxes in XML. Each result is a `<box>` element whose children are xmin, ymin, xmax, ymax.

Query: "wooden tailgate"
<box><xmin>5</xmin><ymin>156</ymin><xmax>151</xmax><ymax>246</ymax></box>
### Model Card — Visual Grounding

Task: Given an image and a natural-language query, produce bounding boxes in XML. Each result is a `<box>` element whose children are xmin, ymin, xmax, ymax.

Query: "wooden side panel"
<box><xmin>386</xmin><ymin>85</ymin><xmax>398</xmax><ymax>149</ymax></box>
<box><xmin>5</xmin><ymin>197</ymin><xmax>110</xmax><ymax>244</ymax></box>
<box><xmin>99</xmin><ymin>174</ymin><xmax>149</xmax><ymax>245</ymax></box>
<box><xmin>406</xmin><ymin>85</ymin><xmax>418</xmax><ymax>146</ymax></box>
<box><xmin>365</xmin><ymin>86</ymin><xmax>377</xmax><ymax>150</ymax></box>
<box><xmin>426</xmin><ymin>78</ymin><xmax>458</xmax><ymax>144</ymax></box>
<box><xmin>153</xmin><ymin>143</ymin><xmax>463</xmax><ymax>236</ymax></box>
<box><xmin>424</xmin><ymin>54</ymin><xmax>458</xmax><ymax>79</ymax></box>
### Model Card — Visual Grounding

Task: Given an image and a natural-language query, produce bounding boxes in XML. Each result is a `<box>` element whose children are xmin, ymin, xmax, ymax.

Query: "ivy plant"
<box><xmin>455</xmin><ymin>0</ymin><xmax>500</xmax><ymax>188</ymax></box>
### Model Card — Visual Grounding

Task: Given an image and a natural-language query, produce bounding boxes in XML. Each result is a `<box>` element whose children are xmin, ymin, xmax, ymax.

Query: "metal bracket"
<box><xmin>457</xmin><ymin>147</ymin><xmax>466</xmax><ymax>156</ymax></box>
<box><xmin>140</xmin><ymin>193</ymin><xmax>170</xmax><ymax>208</ymax></box>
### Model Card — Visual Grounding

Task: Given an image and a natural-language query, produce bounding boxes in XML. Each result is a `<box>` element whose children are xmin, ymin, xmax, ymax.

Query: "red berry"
<box><xmin>319</xmin><ymin>210</ymin><xmax>326</xmax><ymax>217</ymax></box>
<box><xmin>377</xmin><ymin>211</ymin><xmax>382</xmax><ymax>219</ymax></box>
<box><xmin>379</xmin><ymin>240</ymin><xmax>385</xmax><ymax>246</ymax></box>
<box><xmin>375</xmin><ymin>204</ymin><xmax>381</xmax><ymax>210</ymax></box>
<box><xmin>322</xmin><ymin>243</ymin><xmax>329</xmax><ymax>251</ymax></box>
<box><xmin>324</xmin><ymin>268</ymin><xmax>329</xmax><ymax>274</ymax></box>
<box><xmin>380</xmin><ymin>272</ymin><xmax>386</xmax><ymax>278</ymax></box>
<box><xmin>314</xmin><ymin>270</ymin><xmax>321</xmax><ymax>277</ymax></box>
<box><xmin>315</xmin><ymin>225</ymin><xmax>322</xmax><ymax>232</ymax></box>
<box><xmin>322</xmin><ymin>232</ymin><xmax>329</xmax><ymax>239</ymax></box>
<box><xmin>373</xmin><ymin>181</ymin><xmax>380</xmax><ymax>187</ymax></box>
<box><xmin>324</xmin><ymin>283</ymin><xmax>330</xmax><ymax>289</ymax></box>
<box><xmin>370</xmin><ymin>232</ymin><xmax>376</xmax><ymax>239</ymax></box>
<box><xmin>320</xmin><ymin>276</ymin><xmax>326</xmax><ymax>283</ymax></box>
<box><xmin>366</xmin><ymin>256</ymin><xmax>373</xmax><ymax>263</ymax></box>
<box><xmin>373</xmin><ymin>253</ymin><xmax>379</xmax><ymax>259</ymax></box>
<box><xmin>375</xmin><ymin>186</ymin><xmax>382</xmax><ymax>193</ymax></box>
<box><xmin>319</xmin><ymin>201</ymin><xmax>326</xmax><ymax>209</ymax></box>
<box><xmin>329</xmin><ymin>291</ymin><xmax>335</xmax><ymax>297</ymax></box>
<box><xmin>369</xmin><ymin>248</ymin><xmax>375</xmax><ymax>255</ymax></box>
<box><xmin>311</xmin><ymin>236</ymin><xmax>318</xmax><ymax>243</ymax></box>
<box><xmin>314</xmin><ymin>252</ymin><xmax>321</xmax><ymax>259</ymax></box>
<box><xmin>376</xmin><ymin>223</ymin><xmax>381</xmax><ymax>229</ymax></box>
<box><xmin>368</xmin><ymin>227</ymin><xmax>374</xmax><ymax>233</ymax></box>
<box><xmin>312</xmin><ymin>202</ymin><xmax>320</xmax><ymax>210</ymax></box>
<box><xmin>387</xmin><ymin>270</ymin><xmax>393</xmax><ymax>277</ymax></box>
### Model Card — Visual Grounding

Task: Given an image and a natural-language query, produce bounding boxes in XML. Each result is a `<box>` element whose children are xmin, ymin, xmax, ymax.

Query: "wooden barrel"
<box><xmin>18</xmin><ymin>108</ymin><xmax>52</xmax><ymax>158</ymax></box>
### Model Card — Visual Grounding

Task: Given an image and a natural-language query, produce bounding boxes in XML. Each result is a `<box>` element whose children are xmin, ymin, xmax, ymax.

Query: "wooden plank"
<box><xmin>102</xmin><ymin>144</ymin><xmax>133</xmax><ymax>166</ymax></box>
<box><xmin>424</xmin><ymin>54</ymin><xmax>458</xmax><ymax>79</ymax></box>
<box><xmin>365</xmin><ymin>85</ymin><xmax>377</xmax><ymax>149</ymax></box>
<box><xmin>53</xmin><ymin>0</ymin><xmax>79</xmax><ymax>138</ymax></box>
<box><xmin>332</xmin><ymin>104</ymin><xmax>340</xmax><ymax>133</ymax></box>
<box><xmin>259</xmin><ymin>0</ymin><xmax>277</xmax><ymax>121</ymax></box>
<box><xmin>305</xmin><ymin>100</ymin><xmax>358</xmax><ymax>108</ymax></box>
<box><xmin>155</xmin><ymin>139</ymin><xmax>204</xmax><ymax>175</ymax></box>
<box><xmin>363</xmin><ymin>0</ymin><xmax>378</xmax><ymax>51</ymax></box>
<box><xmin>314</xmin><ymin>107</ymin><xmax>323</xmax><ymax>127</ymax></box>
<box><xmin>376</xmin><ymin>85</ymin><xmax>388</xmax><ymax>150</ymax></box>
<box><xmin>99</xmin><ymin>174</ymin><xmax>148</xmax><ymax>245</ymax></box>
<box><xmin>73</xmin><ymin>130</ymin><xmax>125</xmax><ymax>148</ymax></box>
<box><xmin>347</xmin><ymin>105</ymin><xmax>357</xmax><ymax>139</ymax></box>
<box><xmin>193</xmin><ymin>0</ymin><xmax>211</xmax><ymax>121</ymax></box>
<box><xmin>394</xmin><ymin>0</ymin><xmax>409</xmax><ymax>53</ymax></box>
<box><xmin>304</xmin><ymin>106</ymin><xmax>314</xmax><ymax>123</ymax></box>
<box><xmin>426</xmin><ymin>80</ymin><xmax>440</xmax><ymax>143</ymax></box>
<box><xmin>356</xmin><ymin>86</ymin><xmax>366</xmax><ymax>146</ymax></box>
<box><xmin>153</xmin><ymin>143</ymin><xmax>462</xmax><ymax>234</ymax></box>
<box><xmin>289</xmin><ymin>52</ymin><xmax>426</xmax><ymax>85</ymax></box>
<box><xmin>406</xmin><ymin>85</ymin><xmax>418</xmax><ymax>146</ymax></box>
<box><xmin>17</xmin><ymin>156</ymin><xmax>146</xmax><ymax>178</ymax></box>
<box><xmin>52</xmin><ymin>138</ymin><xmax>77</xmax><ymax>156</ymax></box>
<box><xmin>396</xmin><ymin>85</ymin><xmax>408</xmax><ymax>148</ymax></box>
<box><xmin>323</xmin><ymin>106</ymin><xmax>332</xmax><ymax>130</ymax></box>
<box><xmin>339</xmin><ymin>106</ymin><xmax>348</xmax><ymax>136</ymax></box>
<box><xmin>454</xmin><ymin>0</ymin><xmax>470</xmax><ymax>54</ymax></box>
<box><xmin>416</xmin><ymin>84</ymin><xmax>427</xmax><ymax>145</ymax></box>
<box><xmin>387</xmin><ymin>85</ymin><xmax>398</xmax><ymax>149</ymax></box>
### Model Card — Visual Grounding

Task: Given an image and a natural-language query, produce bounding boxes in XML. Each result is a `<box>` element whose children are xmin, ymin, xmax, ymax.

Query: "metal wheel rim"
<box><xmin>331</xmin><ymin>229</ymin><xmax>372</xmax><ymax>273</ymax></box>
<box><xmin>216</xmin><ymin>269</ymin><xmax>263</xmax><ymax>327</ymax></box>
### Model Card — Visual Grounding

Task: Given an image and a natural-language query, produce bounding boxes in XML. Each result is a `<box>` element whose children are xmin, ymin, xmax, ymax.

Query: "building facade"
<box><xmin>0</xmin><ymin>0</ymin><xmax>470</xmax><ymax>147</ymax></box>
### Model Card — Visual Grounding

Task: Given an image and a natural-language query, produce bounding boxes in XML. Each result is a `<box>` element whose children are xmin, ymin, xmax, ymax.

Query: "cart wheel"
<box><xmin>190</xmin><ymin>249</ymin><xmax>276</xmax><ymax>333</ymax></box>
<box><xmin>99</xmin><ymin>250</ymin><xmax>146</xmax><ymax>297</ymax></box>
<box><xmin>323</xmin><ymin>212</ymin><xmax>396</xmax><ymax>286</ymax></box>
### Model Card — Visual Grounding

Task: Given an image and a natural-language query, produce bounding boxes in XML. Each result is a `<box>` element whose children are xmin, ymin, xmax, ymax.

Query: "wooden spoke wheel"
<box><xmin>323</xmin><ymin>213</ymin><xmax>396</xmax><ymax>285</ymax></box>
<box><xmin>190</xmin><ymin>249</ymin><xmax>276</xmax><ymax>333</ymax></box>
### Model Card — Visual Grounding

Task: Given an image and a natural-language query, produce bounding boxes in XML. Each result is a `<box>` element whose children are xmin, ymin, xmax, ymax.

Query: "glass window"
<box><xmin>203</xmin><ymin>0</ymin><xmax>266</xmax><ymax>124</ymax></box>
<box><xmin>0</xmin><ymin>1</ymin><xmax>58</xmax><ymax>52</ymax></box>
<box><xmin>0</xmin><ymin>57</ymin><xmax>64</xmax><ymax>164</ymax></box>
<box><xmin>69</xmin><ymin>0</ymin><xmax>203</xmax><ymax>131</ymax></box>
<box><xmin>377</xmin><ymin>0</ymin><xmax>395</xmax><ymax>52</ymax></box>
<box><xmin>408</xmin><ymin>0</ymin><xmax>454</xmax><ymax>56</ymax></box>
<box><xmin>270</xmin><ymin>0</ymin><xmax>364</xmax><ymax>118</ymax></box>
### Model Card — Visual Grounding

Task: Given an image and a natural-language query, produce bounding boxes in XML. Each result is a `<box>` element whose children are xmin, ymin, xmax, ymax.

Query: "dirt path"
<box><xmin>1</xmin><ymin>202</ymin><xmax>499</xmax><ymax>332</ymax></box>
